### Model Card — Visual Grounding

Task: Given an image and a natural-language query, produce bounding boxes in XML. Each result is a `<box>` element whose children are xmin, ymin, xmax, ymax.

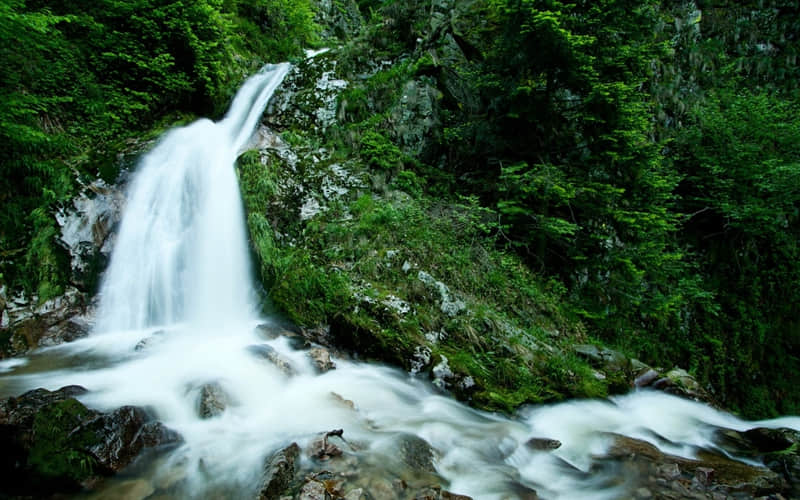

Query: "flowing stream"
<box><xmin>1</xmin><ymin>64</ymin><xmax>799</xmax><ymax>500</ymax></box>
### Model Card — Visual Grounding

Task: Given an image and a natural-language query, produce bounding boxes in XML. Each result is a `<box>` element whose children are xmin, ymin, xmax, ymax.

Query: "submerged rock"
<box><xmin>247</xmin><ymin>344</ymin><xmax>297</xmax><ymax>376</ymax></box>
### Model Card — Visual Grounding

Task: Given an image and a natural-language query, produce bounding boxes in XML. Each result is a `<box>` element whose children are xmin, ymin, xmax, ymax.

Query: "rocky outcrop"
<box><xmin>602</xmin><ymin>434</ymin><xmax>788</xmax><ymax>498</ymax></box>
<box><xmin>1</xmin><ymin>286</ymin><xmax>93</xmax><ymax>358</ymax></box>
<box><xmin>714</xmin><ymin>426</ymin><xmax>800</xmax><ymax>497</ymax></box>
<box><xmin>56</xmin><ymin>178</ymin><xmax>125</xmax><ymax>285</ymax></box>
<box><xmin>0</xmin><ymin>385</ymin><xmax>181</xmax><ymax>496</ymax></box>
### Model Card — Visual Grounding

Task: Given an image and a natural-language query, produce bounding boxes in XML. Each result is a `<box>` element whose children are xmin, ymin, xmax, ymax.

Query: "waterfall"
<box><xmin>1</xmin><ymin>64</ymin><xmax>798</xmax><ymax>500</ymax></box>
<box><xmin>93</xmin><ymin>64</ymin><xmax>290</xmax><ymax>333</ymax></box>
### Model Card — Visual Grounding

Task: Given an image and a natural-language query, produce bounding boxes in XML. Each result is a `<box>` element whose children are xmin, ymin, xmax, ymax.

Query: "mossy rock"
<box><xmin>29</xmin><ymin>398</ymin><xmax>102</xmax><ymax>486</ymax></box>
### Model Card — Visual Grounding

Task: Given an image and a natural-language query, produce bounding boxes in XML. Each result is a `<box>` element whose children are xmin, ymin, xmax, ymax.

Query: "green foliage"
<box><xmin>359</xmin><ymin>130</ymin><xmax>404</xmax><ymax>171</ymax></box>
<box><xmin>29</xmin><ymin>399</ymin><xmax>98</xmax><ymax>483</ymax></box>
<box><xmin>674</xmin><ymin>87</ymin><xmax>800</xmax><ymax>416</ymax></box>
<box><xmin>0</xmin><ymin>0</ymin><xmax>319</xmax><ymax>297</ymax></box>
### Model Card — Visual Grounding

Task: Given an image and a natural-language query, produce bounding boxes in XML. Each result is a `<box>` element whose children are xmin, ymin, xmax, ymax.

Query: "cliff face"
<box><xmin>237</xmin><ymin>0</ymin><xmax>654</xmax><ymax>412</ymax></box>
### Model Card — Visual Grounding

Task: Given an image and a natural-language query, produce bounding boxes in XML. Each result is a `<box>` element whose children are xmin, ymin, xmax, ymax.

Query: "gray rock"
<box><xmin>525</xmin><ymin>437</ymin><xmax>562</xmax><ymax>450</ymax></box>
<box><xmin>308</xmin><ymin>347</ymin><xmax>336</xmax><ymax>373</ymax></box>
<box><xmin>56</xmin><ymin>179</ymin><xmax>125</xmax><ymax>279</ymax></box>
<box><xmin>1</xmin><ymin>287</ymin><xmax>92</xmax><ymax>357</ymax></box>
<box><xmin>298</xmin><ymin>479</ymin><xmax>328</xmax><ymax>500</ymax></box>
<box><xmin>85</xmin><ymin>406</ymin><xmax>182</xmax><ymax>471</ymax></box>
<box><xmin>398</xmin><ymin>434</ymin><xmax>436</xmax><ymax>474</ymax></box>
<box><xmin>247</xmin><ymin>344</ymin><xmax>297</xmax><ymax>376</ymax></box>
<box><xmin>603</xmin><ymin>434</ymin><xmax>787</xmax><ymax>497</ymax></box>
<box><xmin>634</xmin><ymin>369</ymin><xmax>660</xmax><ymax>388</ymax></box>
<box><xmin>258</xmin><ymin>443</ymin><xmax>300</xmax><ymax>500</ymax></box>
<box><xmin>308</xmin><ymin>429</ymin><xmax>346</xmax><ymax>460</ymax></box>
<box><xmin>197</xmin><ymin>382</ymin><xmax>230</xmax><ymax>419</ymax></box>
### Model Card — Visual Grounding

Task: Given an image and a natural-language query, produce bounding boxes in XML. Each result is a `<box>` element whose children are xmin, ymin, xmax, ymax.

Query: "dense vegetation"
<box><xmin>3</xmin><ymin>0</ymin><xmax>799</xmax><ymax>417</ymax></box>
<box><xmin>0</xmin><ymin>0</ymin><xmax>318</xmax><ymax>300</ymax></box>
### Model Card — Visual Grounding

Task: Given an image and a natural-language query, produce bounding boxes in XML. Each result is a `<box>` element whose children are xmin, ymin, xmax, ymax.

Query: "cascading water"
<box><xmin>94</xmin><ymin>64</ymin><xmax>289</xmax><ymax>333</ymax></box>
<box><xmin>1</xmin><ymin>64</ymin><xmax>799</xmax><ymax>500</ymax></box>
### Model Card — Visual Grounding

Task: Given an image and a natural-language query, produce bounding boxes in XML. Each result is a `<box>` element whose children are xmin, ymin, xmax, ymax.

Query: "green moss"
<box><xmin>29</xmin><ymin>399</ymin><xmax>99</xmax><ymax>484</ymax></box>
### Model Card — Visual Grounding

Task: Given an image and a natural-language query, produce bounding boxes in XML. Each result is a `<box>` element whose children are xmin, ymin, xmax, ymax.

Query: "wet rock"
<box><xmin>1</xmin><ymin>287</ymin><xmax>92</xmax><ymax>358</ymax></box>
<box><xmin>525</xmin><ymin>437</ymin><xmax>562</xmax><ymax>450</ymax></box>
<box><xmin>254</xmin><ymin>322</ymin><xmax>299</xmax><ymax>340</ymax></box>
<box><xmin>330</xmin><ymin>392</ymin><xmax>356</xmax><ymax>410</ymax></box>
<box><xmin>258</xmin><ymin>442</ymin><xmax>300</xmax><ymax>500</ymax></box>
<box><xmin>309</xmin><ymin>347</ymin><xmax>336</xmax><ymax>373</ymax></box>
<box><xmin>398</xmin><ymin>434</ymin><xmax>437</xmax><ymax>474</ymax></box>
<box><xmin>308</xmin><ymin>429</ymin><xmax>346</xmax><ymax>460</ymax></box>
<box><xmin>134</xmin><ymin>329</ymin><xmax>165</xmax><ymax>352</ymax></box>
<box><xmin>344</xmin><ymin>487</ymin><xmax>365</xmax><ymax>500</ymax></box>
<box><xmin>197</xmin><ymin>381</ymin><xmax>230</xmax><ymax>419</ymax></box>
<box><xmin>56</xmin><ymin>178</ymin><xmax>124</xmax><ymax>279</ymax></box>
<box><xmin>0</xmin><ymin>386</ymin><xmax>180</xmax><ymax>497</ymax></box>
<box><xmin>299</xmin><ymin>478</ymin><xmax>329</xmax><ymax>500</ymax></box>
<box><xmin>604</xmin><ymin>434</ymin><xmax>787</xmax><ymax>497</ymax></box>
<box><xmin>714</xmin><ymin>427</ymin><xmax>800</xmax><ymax>496</ymax></box>
<box><xmin>646</xmin><ymin>367</ymin><xmax>713</xmax><ymax>403</ymax></box>
<box><xmin>247</xmin><ymin>344</ymin><xmax>297</xmax><ymax>376</ymax></box>
<box><xmin>84</xmin><ymin>406</ymin><xmax>182</xmax><ymax>472</ymax></box>
<box><xmin>634</xmin><ymin>369</ymin><xmax>660</xmax><ymax>388</ymax></box>
<box><xmin>441</xmin><ymin>491</ymin><xmax>474</xmax><ymax>500</ymax></box>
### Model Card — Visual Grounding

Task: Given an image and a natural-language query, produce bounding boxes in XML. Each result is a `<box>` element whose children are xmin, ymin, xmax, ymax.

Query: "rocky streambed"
<box><xmin>1</xmin><ymin>321</ymin><xmax>799</xmax><ymax>500</ymax></box>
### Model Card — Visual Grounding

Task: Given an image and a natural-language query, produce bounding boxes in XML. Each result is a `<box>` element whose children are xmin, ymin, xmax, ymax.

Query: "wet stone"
<box><xmin>197</xmin><ymin>381</ymin><xmax>229</xmax><ymax>419</ymax></box>
<box><xmin>308</xmin><ymin>429</ymin><xmax>346</xmax><ymax>460</ymax></box>
<box><xmin>526</xmin><ymin>437</ymin><xmax>562</xmax><ymax>450</ymax></box>
<box><xmin>398</xmin><ymin>434</ymin><xmax>437</xmax><ymax>474</ymax></box>
<box><xmin>258</xmin><ymin>443</ymin><xmax>300</xmax><ymax>500</ymax></box>
<box><xmin>247</xmin><ymin>344</ymin><xmax>297</xmax><ymax>376</ymax></box>
<box><xmin>308</xmin><ymin>347</ymin><xmax>336</xmax><ymax>373</ymax></box>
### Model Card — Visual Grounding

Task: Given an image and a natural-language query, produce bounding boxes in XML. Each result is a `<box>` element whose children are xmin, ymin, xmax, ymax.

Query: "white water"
<box><xmin>1</xmin><ymin>64</ymin><xmax>799</xmax><ymax>499</ymax></box>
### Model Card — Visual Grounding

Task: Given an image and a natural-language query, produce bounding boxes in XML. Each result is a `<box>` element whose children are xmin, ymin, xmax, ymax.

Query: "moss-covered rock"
<box><xmin>0</xmin><ymin>386</ymin><xmax>181</xmax><ymax>496</ymax></box>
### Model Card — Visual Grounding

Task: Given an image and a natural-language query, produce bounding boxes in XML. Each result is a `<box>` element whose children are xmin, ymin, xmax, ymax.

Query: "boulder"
<box><xmin>308</xmin><ymin>347</ymin><xmax>336</xmax><ymax>373</ymax></box>
<box><xmin>602</xmin><ymin>434</ymin><xmax>787</xmax><ymax>498</ymax></box>
<box><xmin>257</xmin><ymin>442</ymin><xmax>300</xmax><ymax>500</ymax></box>
<box><xmin>397</xmin><ymin>434</ymin><xmax>437</xmax><ymax>474</ymax></box>
<box><xmin>196</xmin><ymin>381</ymin><xmax>230</xmax><ymax>419</ymax></box>
<box><xmin>714</xmin><ymin>426</ymin><xmax>800</xmax><ymax>497</ymax></box>
<box><xmin>0</xmin><ymin>386</ymin><xmax>180</xmax><ymax>496</ymax></box>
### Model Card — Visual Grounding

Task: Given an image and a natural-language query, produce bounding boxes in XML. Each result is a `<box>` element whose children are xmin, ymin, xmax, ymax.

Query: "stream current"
<box><xmin>1</xmin><ymin>64</ymin><xmax>798</xmax><ymax>500</ymax></box>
